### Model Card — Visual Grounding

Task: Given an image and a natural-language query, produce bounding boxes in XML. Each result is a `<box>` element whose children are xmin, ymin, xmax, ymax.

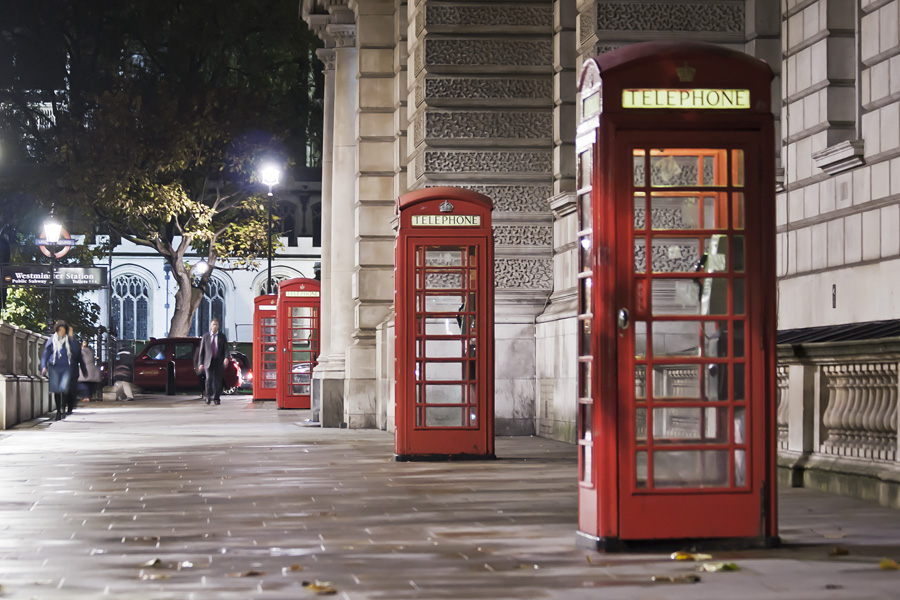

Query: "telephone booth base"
<box><xmin>395</xmin><ymin>452</ymin><xmax>496</xmax><ymax>463</ymax></box>
<box><xmin>575</xmin><ymin>531</ymin><xmax>780</xmax><ymax>553</ymax></box>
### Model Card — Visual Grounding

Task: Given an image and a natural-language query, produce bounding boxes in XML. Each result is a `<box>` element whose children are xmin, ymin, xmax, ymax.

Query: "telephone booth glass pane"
<box><xmin>415</xmin><ymin>245</ymin><xmax>479</xmax><ymax>428</ymax></box>
<box><xmin>289</xmin><ymin>306</ymin><xmax>318</xmax><ymax>395</ymax></box>
<box><xmin>262</xmin><ymin>316</ymin><xmax>277</xmax><ymax>388</ymax></box>
<box><xmin>630</xmin><ymin>147</ymin><xmax>747</xmax><ymax>490</ymax></box>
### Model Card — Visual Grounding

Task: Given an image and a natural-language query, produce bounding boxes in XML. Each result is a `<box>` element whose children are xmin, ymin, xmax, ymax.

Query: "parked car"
<box><xmin>133</xmin><ymin>337</ymin><xmax>240</xmax><ymax>392</ymax></box>
<box><xmin>229</xmin><ymin>350</ymin><xmax>253</xmax><ymax>391</ymax></box>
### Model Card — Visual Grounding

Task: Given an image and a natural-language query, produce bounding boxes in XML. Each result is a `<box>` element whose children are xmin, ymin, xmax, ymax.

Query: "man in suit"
<box><xmin>197</xmin><ymin>318</ymin><xmax>228</xmax><ymax>405</ymax></box>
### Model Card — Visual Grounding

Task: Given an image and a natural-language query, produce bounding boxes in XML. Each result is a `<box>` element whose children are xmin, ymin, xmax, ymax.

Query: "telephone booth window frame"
<box><xmin>575</xmin><ymin>42</ymin><xmax>778</xmax><ymax>549</ymax></box>
<box><xmin>275</xmin><ymin>278</ymin><xmax>321</xmax><ymax>410</ymax></box>
<box><xmin>395</xmin><ymin>187</ymin><xmax>495</xmax><ymax>461</ymax></box>
<box><xmin>253</xmin><ymin>294</ymin><xmax>278</xmax><ymax>400</ymax></box>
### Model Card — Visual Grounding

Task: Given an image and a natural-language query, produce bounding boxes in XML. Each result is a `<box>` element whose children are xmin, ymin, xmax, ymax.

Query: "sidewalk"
<box><xmin>0</xmin><ymin>394</ymin><xmax>898</xmax><ymax>599</ymax></box>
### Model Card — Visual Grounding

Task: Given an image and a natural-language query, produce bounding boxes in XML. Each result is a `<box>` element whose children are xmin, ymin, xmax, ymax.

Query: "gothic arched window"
<box><xmin>111</xmin><ymin>274</ymin><xmax>151</xmax><ymax>341</ymax></box>
<box><xmin>190</xmin><ymin>277</ymin><xmax>227</xmax><ymax>336</ymax></box>
<box><xmin>255</xmin><ymin>273</ymin><xmax>292</xmax><ymax>297</ymax></box>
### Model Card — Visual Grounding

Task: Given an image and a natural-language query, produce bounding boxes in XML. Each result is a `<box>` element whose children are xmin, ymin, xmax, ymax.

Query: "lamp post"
<box><xmin>43</xmin><ymin>209</ymin><xmax>63</xmax><ymax>329</ymax></box>
<box><xmin>259</xmin><ymin>164</ymin><xmax>281</xmax><ymax>295</ymax></box>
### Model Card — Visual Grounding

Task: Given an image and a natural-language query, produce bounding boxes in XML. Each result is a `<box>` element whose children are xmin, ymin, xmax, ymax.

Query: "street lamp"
<box><xmin>43</xmin><ymin>209</ymin><xmax>63</xmax><ymax>329</ymax></box>
<box><xmin>259</xmin><ymin>163</ymin><xmax>281</xmax><ymax>295</ymax></box>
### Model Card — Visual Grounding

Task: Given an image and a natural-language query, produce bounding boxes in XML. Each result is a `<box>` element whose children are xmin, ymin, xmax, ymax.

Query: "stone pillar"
<box><xmin>345</xmin><ymin>0</ymin><xmax>397</xmax><ymax>429</ymax></box>
<box><xmin>320</xmin><ymin>18</ymin><xmax>359</xmax><ymax>428</ymax></box>
<box><xmin>311</xmin><ymin>46</ymin><xmax>336</xmax><ymax>423</ymax></box>
<box><xmin>787</xmin><ymin>361</ymin><xmax>816</xmax><ymax>456</ymax></box>
<box><xmin>0</xmin><ymin>323</ymin><xmax>14</xmax><ymax>430</ymax></box>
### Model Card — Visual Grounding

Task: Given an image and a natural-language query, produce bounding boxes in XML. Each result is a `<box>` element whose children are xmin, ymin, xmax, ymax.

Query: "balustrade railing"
<box><xmin>1</xmin><ymin>321</ymin><xmax>51</xmax><ymax>429</ymax></box>
<box><xmin>819</xmin><ymin>362</ymin><xmax>898</xmax><ymax>461</ymax></box>
<box><xmin>776</xmin><ymin>365</ymin><xmax>789</xmax><ymax>450</ymax></box>
<box><xmin>778</xmin><ymin>338</ymin><xmax>900</xmax><ymax>499</ymax></box>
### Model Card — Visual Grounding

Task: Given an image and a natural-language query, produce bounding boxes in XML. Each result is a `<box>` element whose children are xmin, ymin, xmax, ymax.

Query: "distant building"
<box><xmin>87</xmin><ymin>175</ymin><xmax>321</xmax><ymax>346</ymax></box>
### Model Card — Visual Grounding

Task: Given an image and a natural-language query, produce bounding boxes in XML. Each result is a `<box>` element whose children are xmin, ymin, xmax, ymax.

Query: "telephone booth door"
<box><xmin>252</xmin><ymin>295</ymin><xmax>278</xmax><ymax>400</ymax></box>
<box><xmin>395</xmin><ymin>187</ymin><xmax>494</xmax><ymax>460</ymax></box>
<box><xmin>576</xmin><ymin>42</ymin><xmax>777</xmax><ymax>548</ymax></box>
<box><xmin>275</xmin><ymin>279</ymin><xmax>320</xmax><ymax>409</ymax></box>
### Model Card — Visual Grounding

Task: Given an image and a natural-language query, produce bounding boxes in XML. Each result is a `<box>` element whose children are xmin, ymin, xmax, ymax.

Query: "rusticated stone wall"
<box><xmin>407</xmin><ymin>0</ymin><xmax>556</xmax><ymax>435</ymax></box>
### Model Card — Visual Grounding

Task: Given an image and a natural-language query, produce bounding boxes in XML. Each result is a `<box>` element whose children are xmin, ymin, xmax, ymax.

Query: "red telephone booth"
<box><xmin>395</xmin><ymin>187</ymin><xmax>494</xmax><ymax>460</ymax></box>
<box><xmin>575</xmin><ymin>42</ymin><xmax>777</xmax><ymax>548</ymax></box>
<box><xmin>252</xmin><ymin>294</ymin><xmax>278</xmax><ymax>400</ymax></box>
<box><xmin>275</xmin><ymin>278</ymin><xmax>320</xmax><ymax>409</ymax></box>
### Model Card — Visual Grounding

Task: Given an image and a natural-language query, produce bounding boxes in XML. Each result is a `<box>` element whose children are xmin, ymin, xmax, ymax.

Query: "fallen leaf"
<box><xmin>140</xmin><ymin>558</ymin><xmax>166</xmax><ymax>568</ymax></box>
<box><xmin>879</xmin><ymin>558</ymin><xmax>899</xmax><ymax>570</ymax></box>
<box><xmin>698</xmin><ymin>562</ymin><xmax>740</xmax><ymax>572</ymax></box>
<box><xmin>289</xmin><ymin>564</ymin><xmax>304</xmax><ymax>571</ymax></box>
<box><xmin>586</xmin><ymin>555</ymin><xmax>593</xmax><ymax>565</ymax></box>
<box><xmin>303</xmin><ymin>579</ymin><xmax>338</xmax><ymax>595</ymax></box>
<box><xmin>229</xmin><ymin>570</ymin><xmax>265</xmax><ymax>577</ymax></box>
<box><xmin>829</xmin><ymin>547</ymin><xmax>849</xmax><ymax>556</ymax></box>
<box><xmin>139</xmin><ymin>573</ymin><xmax>170</xmax><ymax>580</ymax></box>
<box><xmin>651</xmin><ymin>573</ymin><xmax>701</xmax><ymax>584</ymax></box>
<box><xmin>671</xmin><ymin>551</ymin><xmax>713</xmax><ymax>561</ymax></box>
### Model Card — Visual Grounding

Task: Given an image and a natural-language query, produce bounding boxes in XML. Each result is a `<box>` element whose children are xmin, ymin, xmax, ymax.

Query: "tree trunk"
<box><xmin>168</xmin><ymin>264</ymin><xmax>198</xmax><ymax>337</ymax></box>
<box><xmin>166</xmin><ymin>247</ymin><xmax>217</xmax><ymax>338</ymax></box>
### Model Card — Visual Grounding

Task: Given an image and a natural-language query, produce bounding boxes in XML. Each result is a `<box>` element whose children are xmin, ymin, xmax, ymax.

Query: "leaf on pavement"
<box><xmin>303</xmin><ymin>579</ymin><xmax>339</xmax><ymax>595</ymax></box>
<box><xmin>671</xmin><ymin>551</ymin><xmax>713</xmax><ymax>561</ymax></box>
<box><xmin>879</xmin><ymin>558</ymin><xmax>899</xmax><ymax>570</ymax></box>
<box><xmin>651</xmin><ymin>573</ymin><xmax>702</xmax><ymax>583</ymax></box>
<box><xmin>140</xmin><ymin>558</ymin><xmax>166</xmax><ymax>568</ymax></box>
<box><xmin>229</xmin><ymin>570</ymin><xmax>265</xmax><ymax>577</ymax></box>
<box><xmin>829</xmin><ymin>547</ymin><xmax>849</xmax><ymax>556</ymax></box>
<box><xmin>698</xmin><ymin>562</ymin><xmax>740</xmax><ymax>572</ymax></box>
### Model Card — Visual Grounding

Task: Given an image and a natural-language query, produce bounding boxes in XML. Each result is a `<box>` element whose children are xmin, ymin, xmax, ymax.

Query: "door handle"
<box><xmin>617</xmin><ymin>308</ymin><xmax>630</xmax><ymax>330</ymax></box>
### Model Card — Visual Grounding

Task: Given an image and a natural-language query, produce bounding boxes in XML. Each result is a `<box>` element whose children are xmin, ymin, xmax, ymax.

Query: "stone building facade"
<box><xmin>301</xmin><ymin>1</ymin><xmax>897</xmax><ymax>468</ymax></box>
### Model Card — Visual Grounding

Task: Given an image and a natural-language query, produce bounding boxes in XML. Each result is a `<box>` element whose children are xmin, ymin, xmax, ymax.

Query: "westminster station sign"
<box><xmin>2</xmin><ymin>266</ymin><xmax>108</xmax><ymax>288</ymax></box>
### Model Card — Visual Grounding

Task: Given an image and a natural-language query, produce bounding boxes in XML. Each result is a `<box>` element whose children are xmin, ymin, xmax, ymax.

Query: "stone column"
<box><xmin>319</xmin><ymin>20</ymin><xmax>359</xmax><ymax>427</ymax></box>
<box><xmin>344</xmin><ymin>0</ymin><xmax>397</xmax><ymax>429</ymax></box>
<box><xmin>311</xmin><ymin>46</ymin><xmax>336</xmax><ymax>423</ymax></box>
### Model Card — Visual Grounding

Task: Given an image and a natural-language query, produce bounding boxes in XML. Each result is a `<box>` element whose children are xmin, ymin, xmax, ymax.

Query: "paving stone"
<box><xmin>0</xmin><ymin>395</ymin><xmax>898</xmax><ymax>599</ymax></box>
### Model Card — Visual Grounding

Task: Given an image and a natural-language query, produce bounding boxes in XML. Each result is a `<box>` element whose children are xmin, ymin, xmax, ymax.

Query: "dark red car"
<box><xmin>133</xmin><ymin>337</ymin><xmax>240</xmax><ymax>392</ymax></box>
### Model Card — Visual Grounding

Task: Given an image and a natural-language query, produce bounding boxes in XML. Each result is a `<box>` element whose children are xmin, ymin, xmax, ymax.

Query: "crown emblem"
<box><xmin>676</xmin><ymin>63</ymin><xmax>696</xmax><ymax>83</ymax></box>
<box><xmin>439</xmin><ymin>200</ymin><xmax>454</xmax><ymax>213</ymax></box>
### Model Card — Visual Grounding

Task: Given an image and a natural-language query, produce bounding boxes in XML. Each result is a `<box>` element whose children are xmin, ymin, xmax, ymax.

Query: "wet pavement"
<box><xmin>0</xmin><ymin>394</ymin><xmax>899</xmax><ymax>599</ymax></box>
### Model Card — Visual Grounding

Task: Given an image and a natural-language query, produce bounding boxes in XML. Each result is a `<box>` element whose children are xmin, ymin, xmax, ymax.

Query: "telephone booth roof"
<box><xmin>580</xmin><ymin>41</ymin><xmax>774</xmax><ymax>115</ymax></box>
<box><xmin>254</xmin><ymin>294</ymin><xmax>276</xmax><ymax>306</ymax></box>
<box><xmin>398</xmin><ymin>186</ymin><xmax>493</xmax><ymax>213</ymax></box>
<box><xmin>277</xmin><ymin>277</ymin><xmax>320</xmax><ymax>292</ymax></box>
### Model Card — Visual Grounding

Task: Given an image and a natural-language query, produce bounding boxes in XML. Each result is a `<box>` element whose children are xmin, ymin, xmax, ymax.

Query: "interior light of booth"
<box><xmin>623</xmin><ymin>88</ymin><xmax>750</xmax><ymax>109</ymax></box>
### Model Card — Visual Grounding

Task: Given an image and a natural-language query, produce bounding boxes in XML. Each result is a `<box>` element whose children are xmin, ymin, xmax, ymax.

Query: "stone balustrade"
<box><xmin>0</xmin><ymin>321</ymin><xmax>51</xmax><ymax>429</ymax></box>
<box><xmin>777</xmin><ymin>365</ymin><xmax>789</xmax><ymax>450</ymax></box>
<box><xmin>778</xmin><ymin>339</ymin><xmax>900</xmax><ymax>508</ymax></box>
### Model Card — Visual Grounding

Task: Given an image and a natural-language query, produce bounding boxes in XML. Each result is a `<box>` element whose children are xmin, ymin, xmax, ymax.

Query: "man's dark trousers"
<box><xmin>205</xmin><ymin>362</ymin><xmax>223</xmax><ymax>405</ymax></box>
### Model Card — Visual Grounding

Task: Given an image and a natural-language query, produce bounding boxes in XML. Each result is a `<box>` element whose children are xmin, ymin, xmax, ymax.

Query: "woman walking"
<box><xmin>40</xmin><ymin>321</ymin><xmax>87</xmax><ymax>420</ymax></box>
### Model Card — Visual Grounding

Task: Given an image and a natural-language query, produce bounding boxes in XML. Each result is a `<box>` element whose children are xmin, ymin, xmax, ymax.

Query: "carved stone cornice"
<box><xmin>316</xmin><ymin>48</ymin><xmax>336</xmax><ymax>71</ymax></box>
<box><xmin>326</xmin><ymin>24</ymin><xmax>357</xmax><ymax>48</ymax></box>
<box><xmin>812</xmin><ymin>140</ymin><xmax>866</xmax><ymax>176</ymax></box>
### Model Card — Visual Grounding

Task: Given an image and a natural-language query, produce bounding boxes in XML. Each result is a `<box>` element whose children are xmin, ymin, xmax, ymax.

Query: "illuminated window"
<box><xmin>111</xmin><ymin>274</ymin><xmax>151</xmax><ymax>341</ymax></box>
<box><xmin>190</xmin><ymin>278</ymin><xmax>227</xmax><ymax>337</ymax></box>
